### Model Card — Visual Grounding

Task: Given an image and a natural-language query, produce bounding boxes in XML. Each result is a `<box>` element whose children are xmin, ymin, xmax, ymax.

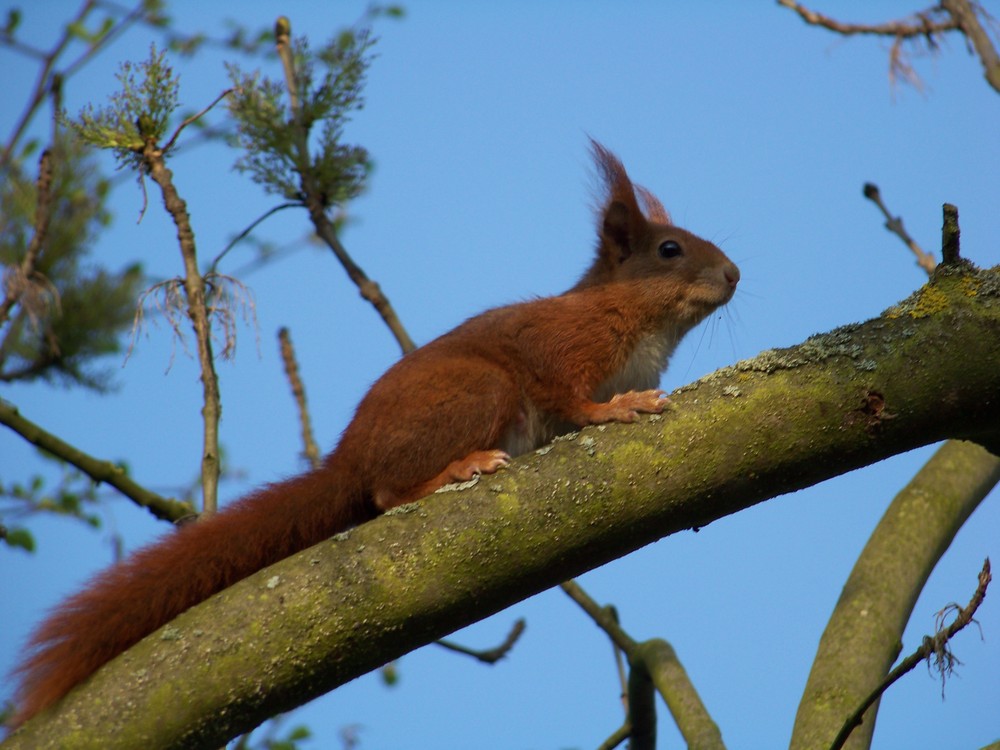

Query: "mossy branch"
<box><xmin>790</xmin><ymin>441</ymin><xmax>1000</xmax><ymax>750</ymax></box>
<box><xmin>9</xmin><ymin>265</ymin><xmax>1000</xmax><ymax>749</ymax></box>
<box><xmin>792</xmin><ymin>201</ymin><xmax>1000</xmax><ymax>750</ymax></box>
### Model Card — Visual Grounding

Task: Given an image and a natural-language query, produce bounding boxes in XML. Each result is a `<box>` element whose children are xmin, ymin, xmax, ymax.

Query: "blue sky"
<box><xmin>2</xmin><ymin>2</ymin><xmax>998</xmax><ymax>748</ymax></box>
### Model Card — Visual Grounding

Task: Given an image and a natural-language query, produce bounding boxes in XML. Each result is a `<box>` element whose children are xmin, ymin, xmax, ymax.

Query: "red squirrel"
<box><xmin>10</xmin><ymin>141</ymin><xmax>739</xmax><ymax>726</ymax></box>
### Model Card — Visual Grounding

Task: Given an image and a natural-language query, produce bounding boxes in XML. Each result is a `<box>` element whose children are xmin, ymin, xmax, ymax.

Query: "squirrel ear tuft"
<box><xmin>635</xmin><ymin>185</ymin><xmax>672</xmax><ymax>225</ymax></box>
<box><xmin>590</xmin><ymin>139</ymin><xmax>649</xmax><ymax>262</ymax></box>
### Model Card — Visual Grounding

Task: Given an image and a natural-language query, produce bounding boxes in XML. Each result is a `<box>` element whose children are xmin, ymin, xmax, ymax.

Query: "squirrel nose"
<box><xmin>724</xmin><ymin>263</ymin><xmax>740</xmax><ymax>289</ymax></box>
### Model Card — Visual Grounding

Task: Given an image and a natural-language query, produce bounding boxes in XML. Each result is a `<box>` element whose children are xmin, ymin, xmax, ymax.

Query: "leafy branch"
<box><xmin>66</xmin><ymin>46</ymin><xmax>233</xmax><ymax>513</ymax></box>
<box><xmin>227</xmin><ymin>13</ymin><xmax>415</xmax><ymax>354</ymax></box>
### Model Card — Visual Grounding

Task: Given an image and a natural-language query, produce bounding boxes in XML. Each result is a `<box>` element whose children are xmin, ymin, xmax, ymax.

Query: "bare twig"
<box><xmin>209</xmin><ymin>202</ymin><xmax>299</xmax><ymax>273</ymax></box>
<box><xmin>561</xmin><ymin>582</ymin><xmax>630</xmax><ymax>710</ymax></box>
<box><xmin>829</xmin><ymin>558</ymin><xmax>992</xmax><ymax>750</ymax></box>
<box><xmin>161</xmin><ymin>87</ymin><xmax>234</xmax><ymax>154</ymax></box>
<box><xmin>141</xmin><ymin>138</ymin><xmax>222</xmax><ymax>515</ymax></box>
<box><xmin>560</xmin><ymin>579</ymin><xmax>636</xmax><ymax>652</ymax></box>
<box><xmin>0</xmin><ymin>398</ymin><xmax>194</xmax><ymax>523</ymax></box>
<box><xmin>777</xmin><ymin>1</ymin><xmax>958</xmax><ymax>38</ymax></box>
<box><xmin>862</xmin><ymin>183</ymin><xmax>937</xmax><ymax>274</ymax></box>
<box><xmin>308</xmin><ymin>213</ymin><xmax>417</xmax><ymax>353</ymax></box>
<box><xmin>435</xmin><ymin>618</ymin><xmax>526</xmax><ymax>664</ymax></box>
<box><xmin>779</xmin><ymin>0</ymin><xmax>1000</xmax><ymax>94</ymax></box>
<box><xmin>277</xmin><ymin>327</ymin><xmax>321</xmax><ymax>469</ymax></box>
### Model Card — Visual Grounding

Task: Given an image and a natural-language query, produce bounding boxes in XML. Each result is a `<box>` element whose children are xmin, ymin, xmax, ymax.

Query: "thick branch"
<box><xmin>830</xmin><ymin>559</ymin><xmax>991</xmax><ymax>750</ymax></box>
<box><xmin>790</xmin><ymin>441</ymin><xmax>1000</xmax><ymax>750</ymax></box>
<box><xmin>0</xmin><ymin>399</ymin><xmax>194</xmax><ymax>523</ymax></box>
<box><xmin>7</xmin><ymin>266</ymin><xmax>1000</xmax><ymax>749</ymax></box>
<box><xmin>631</xmin><ymin>640</ymin><xmax>725</xmax><ymax>750</ymax></box>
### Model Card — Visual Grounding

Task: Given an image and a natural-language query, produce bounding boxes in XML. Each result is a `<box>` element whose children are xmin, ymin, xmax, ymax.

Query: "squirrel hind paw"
<box><xmin>373</xmin><ymin>449</ymin><xmax>511</xmax><ymax>511</ymax></box>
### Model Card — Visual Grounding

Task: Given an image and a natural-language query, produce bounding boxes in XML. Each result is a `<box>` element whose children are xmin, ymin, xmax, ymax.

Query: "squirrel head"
<box><xmin>573</xmin><ymin>140</ymin><xmax>739</xmax><ymax>323</ymax></box>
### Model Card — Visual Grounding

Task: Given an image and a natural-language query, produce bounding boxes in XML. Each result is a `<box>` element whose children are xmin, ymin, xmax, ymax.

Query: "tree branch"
<box><xmin>794</xmin><ymin>193</ymin><xmax>1000</xmax><ymax>750</ymax></box>
<box><xmin>829</xmin><ymin>558</ymin><xmax>991</xmax><ymax>750</ymax></box>
<box><xmin>790</xmin><ymin>440</ymin><xmax>1000</xmax><ymax>750</ymax></box>
<box><xmin>0</xmin><ymin>398</ymin><xmax>194</xmax><ymax>523</ymax></box>
<box><xmin>940</xmin><ymin>0</ymin><xmax>1000</xmax><ymax>94</ymax></box>
<box><xmin>434</xmin><ymin>619</ymin><xmax>526</xmax><ymax>664</ymax></box>
<box><xmin>142</xmin><ymin>138</ymin><xmax>222</xmax><ymax>515</ymax></box>
<box><xmin>776</xmin><ymin>0</ymin><xmax>1000</xmax><ymax>92</ymax></box>
<box><xmin>861</xmin><ymin>183</ymin><xmax>937</xmax><ymax>274</ymax></box>
<box><xmin>7</xmin><ymin>265</ymin><xmax>1000</xmax><ymax>749</ymax></box>
<box><xmin>776</xmin><ymin>1</ymin><xmax>958</xmax><ymax>38</ymax></box>
<box><xmin>561</xmin><ymin>580</ymin><xmax>724</xmax><ymax>749</ymax></box>
<box><xmin>277</xmin><ymin>327</ymin><xmax>321</xmax><ymax>469</ymax></box>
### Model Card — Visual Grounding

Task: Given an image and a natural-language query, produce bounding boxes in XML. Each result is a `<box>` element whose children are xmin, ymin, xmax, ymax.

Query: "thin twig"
<box><xmin>60</xmin><ymin>0</ymin><xmax>148</xmax><ymax>81</ymax></box>
<box><xmin>142</xmin><ymin>138</ymin><xmax>222</xmax><ymax>515</ymax></box>
<box><xmin>0</xmin><ymin>398</ymin><xmax>194</xmax><ymax>523</ymax></box>
<box><xmin>435</xmin><ymin>618</ymin><xmax>526</xmax><ymax>664</ymax></box>
<box><xmin>560</xmin><ymin>582</ymin><xmax>636</xmax><ymax>723</ymax></box>
<box><xmin>777</xmin><ymin>0</ymin><xmax>958</xmax><ymax>37</ymax></box>
<box><xmin>776</xmin><ymin>0</ymin><xmax>974</xmax><ymax>90</ymax></box>
<box><xmin>1</xmin><ymin>0</ymin><xmax>94</xmax><ymax>167</ymax></box>
<box><xmin>209</xmin><ymin>202</ymin><xmax>299</xmax><ymax>273</ymax></box>
<box><xmin>862</xmin><ymin>183</ymin><xmax>937</xmax><ymax>274</ymax></box>
<box><xmin>277</xmin><ymin>327</ymin><xmax>321</xmax><ymax>469</ymax></box>
<box><xmin>560</xmin><ymin>579</ymin><xmax>637</xmax><ymax>653</ymax></box>
<box><xmin>829</xmin><ymin>558</ymin><xmax>992</xmax><ymax>750</ymax></box>
<box><xmin>308</xmin><ymin>212</ymin><xmax>417</xmax><ymax>353</ymax></box>
<box><xmin>608</xmin><ymin>605</ymin><xmax>630</xmax><ymax>714</ymax></box>
<box><xmin>161</xmin><ymin>87</ymin><xmax>234</xmax><ymax>154</ymax></box>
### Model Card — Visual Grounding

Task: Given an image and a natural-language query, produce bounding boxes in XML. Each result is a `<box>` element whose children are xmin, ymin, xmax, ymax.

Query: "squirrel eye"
<box><xmin>658</xmin><ymin>240</ymin><xmax>683</xmax><ymax>259</ymax></box>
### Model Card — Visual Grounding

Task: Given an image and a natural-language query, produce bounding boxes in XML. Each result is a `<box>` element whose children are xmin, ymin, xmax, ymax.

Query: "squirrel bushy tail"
<box><xmin>11</xmin><ymin>458</ymin><xmax>370</xmax><ymax>727</ymax></box>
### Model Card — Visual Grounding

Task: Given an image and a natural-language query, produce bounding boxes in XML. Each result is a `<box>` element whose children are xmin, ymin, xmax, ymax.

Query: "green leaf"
<box><xmin>2</xmin><ymin>527</ymin><xmax>36</xmax><ymax>552</ymax></box>
<box><xmin>3</xmin><ymin>8</ymin><xmax>22</xmax><ymax>36</ymax></box>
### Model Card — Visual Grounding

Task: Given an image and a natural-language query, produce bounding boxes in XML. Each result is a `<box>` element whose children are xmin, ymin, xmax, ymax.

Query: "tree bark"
<box><xmin>6</xmin><ymin>263</ymin><xmax>1000</xmax><ymax>750</ymax></box>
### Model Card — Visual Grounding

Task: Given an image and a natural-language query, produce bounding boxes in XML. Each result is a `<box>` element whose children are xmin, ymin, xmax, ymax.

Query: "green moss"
<box><xmin>906</xmin><ymin>286</ymin><xmax>950</xmax><ymax>318</ymax></box>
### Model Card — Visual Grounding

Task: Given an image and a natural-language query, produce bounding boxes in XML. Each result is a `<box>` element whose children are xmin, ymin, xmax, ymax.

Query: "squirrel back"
<box><xmin>10</xmin><ymin>140</ymin><xmax>738</xmax><ymax>727</ymax></box>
